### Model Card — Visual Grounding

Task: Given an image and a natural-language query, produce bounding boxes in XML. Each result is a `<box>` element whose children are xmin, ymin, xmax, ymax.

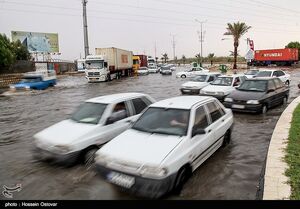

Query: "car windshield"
<box><xmin>256</xmin><ymin>71</ymin><xmax>272</xmax><ymax>77</ymax></box>
<box><xmin>132</xmin><ymin>107</ymin><xmax>190</xmax><ymax>136</ymax></box>
<box><xmin>71</xmin><ymin>102</ymin><xmax>107</xmax><ymax>124</ymax></box>
<box><xmin>245</xmin><ymin>70</ymin><xmax>258</xmax><ymax>75</ymax></box>
<box><xmin>161</xmin><ymin>67</ymin><xmax>170</xmax><ymax>70</ymax></box>
<box><xmin>191</xmin><ymin>75</ymin><xmax>207</xmax><ymax>82</ymax></box>
<box><xmin>238</xmin><ymin>80</ymin><xmax>267</xmax><ymax>92</ymax></box>
<box><xmin>211</xmin><ymin>77</ymin><xmax>233</xmax><ymax>86</ymax></box>
<box><xmin>148</xmin><ymin>66</ymin><xmax>156</xmax><ymax>69</ymax></box>
<box><xmin>86</xmin><ymin>60</ymin><xmax>104</xmax><ymax>69</ymax></box>
<box><xmin>20</xmin><ymin>77</ymin><xmax>42</xmax><ymax>83</ymax></box>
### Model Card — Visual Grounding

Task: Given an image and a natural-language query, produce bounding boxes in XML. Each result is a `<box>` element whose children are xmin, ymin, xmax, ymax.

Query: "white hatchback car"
<box><xmin>95</xmin><ymin>96</ymin><xmax>233</xmax><ymax>198</ymax></box>
<box><xmin>254</xmin><ymin>69</ymin><xmax>291</xmax><ymax>85</ymax></box>
<box><xmin>200</xmin><ymin>74</ymin><xmax>247</xmax><ymax>101</ymax></box>
<box><xmin>180</xmin><ymin>73</ymin><xmax>221</xmax><ymax>95</ymax></box>
<box><xmin>33</xmin><ymin>93</ymin><xmax>155</xmax><ymax>166</ymax></box>
<box><xmin>176</xmin><ymin>67</ymin><xmax>209</xmax><ymax>78</ymax></box>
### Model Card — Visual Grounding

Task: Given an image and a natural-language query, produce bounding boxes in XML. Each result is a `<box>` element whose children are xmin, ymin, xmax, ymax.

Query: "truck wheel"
<box><xmin>107</xmin><ymin>74</ymin><xmax>111</xmax><ymax>81</ymax></box>
<box><xmin>181</xmin><ymin>74</ymin><xmax>186</xmax><ymax>78</ymax></box>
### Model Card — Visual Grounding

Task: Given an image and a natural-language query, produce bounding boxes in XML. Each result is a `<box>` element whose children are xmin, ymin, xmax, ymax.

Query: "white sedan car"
<box><xmin>33</xmin><ymin>93</ymin><xmax>155</xmax><ymax>166</ymax></box>
<box><xmin>95</xmin><ymin>96</ymin><xmax>233</xmax><ymax>198</ymax></box>
<box><xmin>254</xmin><ymin>69</ymin><xmax>291</xmax><ymax>85</ymax></box>
<box><xmin>176</xmin><ymin>67</ymin><xmax>209</xmax><ymax>78</ymax></box>
<box><xmin>148</xmin><ymin>66</ymin><xmax>159</xmax><ymax>73</ymax></box>
<box><xmin>200</xmin><ymin>74</ymin><xmax>247</xmax><ymax>101</ymax></box>
<box><xmin>137</xmin><ymin>67</ymin><xmax>149</xmax><ymax>75</ymax></box>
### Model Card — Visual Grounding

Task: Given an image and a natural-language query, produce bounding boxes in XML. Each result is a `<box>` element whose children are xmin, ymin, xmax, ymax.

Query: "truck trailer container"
<box><xmin>136</xmin><ymin>55</ymin><xmax>148</xmax><ymax>68</ymax></box>
<box><xmin>249</xmin><ymin>48</ymin><xmax>298</xmax><ymax>66</ymax></box>
<box><xmin>85</xmin><ymin>48</ymin><xmax>133</xmax><ymax>82</ymax></box>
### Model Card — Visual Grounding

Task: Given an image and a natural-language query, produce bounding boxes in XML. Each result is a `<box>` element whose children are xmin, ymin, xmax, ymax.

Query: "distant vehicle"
<box><xmin>176</xmin><ymin>67</ymin><xmax>209</xmax><ymax>78</ymax></box>
<box><xmin>244</xmin><ymin>69</ymin><xmax>259</xmax><ymax>79</ymax></box>
<box><xmin>95</xmin><ymin>96</ymin><xmax>233</xmax><ymax>198</ymax></box>
<box><xmin>132</xmin><ymin>56</ymin><xmax>140</xmax><ymax>74</ymax></box>
<box><xmin>76</xmin><ymin>59</ymin><xmax>86</xmax><ymax>72</ymax></box>
<box><xmin>147</xmin><ymin>56</ymin><xmax>156</xmax><ymax>67</ymax></box>
<box><xmin>180</xmin><ymin>73</ymin><xmax>220</xmax><ymax>95</ymax></box>
<box><xmin>148</xmin><ymin>66</ymin><xmax>159</xmax><ymax>73</ymax></box>
<box><xmin>85</xmin><ymin>48</ymin><xmax>133</xmax><ymax>82</ymax></box>
<box><xmin>160</xmin><ymin>66</ymin><xmax>172</xmax><ymax>75</ymax></box>
<box><xmin>10</xmin><ymin>64</ymin><xmax>56</xmax><ymax>91</ymax></box>
<box><xmin>254</xmin><ymin>69</ymin><xmax>290</xmax><ymax>86</ymax></box>
<box><xmin>224</xmin><ymin>78</ymin><xmax>289</xmax><ymax>114</ymax></box>
<box><xmin>33</xmin><ymin>93</ymin><xmax>155</xmax><ymax>166</ymax></box>
<box><xmin>248</xmin><ymin>48</ymin><xmax>298</xmax><ymax>66</ymax></box>
<box><xmin>137</xmin><ymin>55</ymin><xmax>148</xmax><ymax>68</ymax></box>
<box><xmin>137</xmin><ymin>67</ymin><xmax>149</xmax><ymax>75</ymax></box>
<box><xmin>200</xmin><ymin>74</ymin><xmax>247</xmax><ymax>101</ymax></box>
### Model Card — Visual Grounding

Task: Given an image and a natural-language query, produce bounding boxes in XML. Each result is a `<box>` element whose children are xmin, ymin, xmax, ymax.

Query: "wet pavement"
<box><xmin>0</xmin><ymin>69</ymin><xmax>300</xmax><ymax>200</ymax></box>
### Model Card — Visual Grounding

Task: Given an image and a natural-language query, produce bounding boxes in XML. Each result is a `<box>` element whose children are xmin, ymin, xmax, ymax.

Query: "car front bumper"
<box><xmin>33</xmin><ymin>147</ymin><xmax>81</xmax><ymax>165</ymax></box>
<box><xmin>96</xmin><ymin>164</ymin><xmax>177</xmax><ymax>199</ymax></box>
<box><xmin>180</xmin><ymin>88</ymin><xmax>200</xmax><ymax>95</ymax></box>
<box><xmin>223</xmin><ymin>102</ymin><xmax>263</xmax><ymax>113</ymax></box>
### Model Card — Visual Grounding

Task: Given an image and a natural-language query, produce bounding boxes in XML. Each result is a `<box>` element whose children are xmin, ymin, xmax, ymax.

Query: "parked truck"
<box><xmin>248</xmin><ymin>48</ymin><xmax>299</xmax><ymax>66</ymax></box>
<box><xmin>85</xmin><ymin>47</ymin><xmax>133</xmax><ymax>82</ymax></box>
<box><xmin>132</xmin><ymin>55</ymin><xmax>140</xmax><ymax>74</ymax></box>
<box><xmin>137</xmin><ymin>55</ymin><xmax>148</xmax><ymax>68</ymax></box>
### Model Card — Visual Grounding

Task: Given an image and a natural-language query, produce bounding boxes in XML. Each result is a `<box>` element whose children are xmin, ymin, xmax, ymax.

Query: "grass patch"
<box><xmin>285</xmin><ymin>103</ymin><xmax>300</xmax><ymax>200</ymax></box>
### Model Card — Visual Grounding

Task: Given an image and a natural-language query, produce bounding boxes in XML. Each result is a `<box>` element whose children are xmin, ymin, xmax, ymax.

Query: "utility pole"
<box><xmin>82</xmin><ymin>0</ymin><xmax>89</xmax><ymax>58</ymax></box>
<box><xmin>170</xmin><ymin>33</ymin><xmax>176</xmax><ymax>61</ymax></box>
<box><xmin>195</xmin><ymin>19</ymin><xmax>207</xmax><ymax>66</ymax></box>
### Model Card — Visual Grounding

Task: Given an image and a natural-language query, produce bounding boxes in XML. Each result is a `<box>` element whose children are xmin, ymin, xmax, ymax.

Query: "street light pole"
<box><xmin>195</xmin><ymin>19</ymin><xmax>207</xmax><ymax>67</ymax></box>
<box><xmin>170</xmin><ymin>33</ymin><xmax>176</xmax><ymax>61</ymax></box>
<box><xmin>82</xmin><ymin>0</ymin><xmax>89</xmax><ymax>58</ymax></box>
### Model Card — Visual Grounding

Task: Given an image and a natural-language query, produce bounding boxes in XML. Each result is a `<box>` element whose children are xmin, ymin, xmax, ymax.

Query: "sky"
<box><xmin>0</xmin><ymin>0</ymin><xmax>300</xmax><ymax>61</ymax></box>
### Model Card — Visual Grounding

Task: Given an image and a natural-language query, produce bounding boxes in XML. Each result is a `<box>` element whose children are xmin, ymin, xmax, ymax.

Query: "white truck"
<box><xmin>85</xmin><ymin>47</ymin><xmax>133</xmax><ymax>83</ymax></box>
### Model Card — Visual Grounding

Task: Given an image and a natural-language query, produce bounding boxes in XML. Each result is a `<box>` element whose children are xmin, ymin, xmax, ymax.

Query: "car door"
<box><xmin>102</xmin><ymin>101</ymin><xmax>133</xmax><ymax>142</ymax></box>
<box><xmin>205</xmin><ymin>101</ymin><xmax>227</xmax><ymax>143</ymax></box>
<box><xmin>190</xmin><ymin>105</ymin><xmax>213</xmax><ymax>169</ymax></box>
<box><xmin>266</xmin><ymin>79</ymin><xmax>278</xmax><ymax>108</ymax></box>
<box><xmin>273</xmin><ymin>78</ymin><xmax>286</xmax><ymax>104</ymax></box>
<box><xmin>277</xmin><ymin>70</ymin><xmax>287</xmax><ymax>83</ymax></box>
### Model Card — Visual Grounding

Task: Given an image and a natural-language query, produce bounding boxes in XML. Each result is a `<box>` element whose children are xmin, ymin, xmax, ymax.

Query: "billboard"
<box><xmin>11</xmin><ymin>31</ymin><xmax>59</xmax><ymax>53</ymax></box>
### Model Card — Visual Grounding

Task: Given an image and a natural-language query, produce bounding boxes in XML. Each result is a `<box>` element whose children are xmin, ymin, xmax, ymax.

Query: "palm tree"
<box><xmin>155</xmin><ymin>57</ymin><xmax>159</xmax><ymax>64</ymax></box>
<box><xmin>162</xmin><ymin>53</ymin><xmax>169</xmax><ymax>63</ymax></box>
<box><xmin>195</xmin><ymin>53</ymin><xmax>201</xmax><ymax>65</ymax></box>
<box><xmin>224</xmin><ymin>22</ymin><xmax>251</xmax><ymax>69</ymax></box>
<box><xmin>207</xmin><ymin>53</ymin><xmax>215</xmax><ymax>66</ymax></box>
<box><xmin>182</xmin><ymin>55</ymin><xmax>186</xmax><ymax>65</ymax></box>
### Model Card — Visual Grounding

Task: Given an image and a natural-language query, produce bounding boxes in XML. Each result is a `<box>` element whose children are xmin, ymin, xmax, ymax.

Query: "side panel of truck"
<box><xmin>137</xmin><ymin>55</ymin><xmax>148</xmax><ymax>67</ymax></box>
<box><xmin>254</xmin><ymin>48</ymin><xmax>298</xmax><ymax>61</ymax></box>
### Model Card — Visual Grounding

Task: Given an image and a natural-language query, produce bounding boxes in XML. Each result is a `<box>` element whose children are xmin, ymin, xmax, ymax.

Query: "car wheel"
<box><xmin>282</xmin><ymin>96</ymin><xmax>288</xmax><ymax>105</ymax></box>
<box><xmin>83</xmin><ymin>147</ymin><xmax>99</xmax><ymax>169</ymax></box>
<box><xmin>285</xmin><ymin>80</ymin><xmax>290</xmax><ymax>86</ymax></box>
<box><xmin>262</xmin><ymin>105</ymin><xmax>268</xmax><ymax>114</ymax></box>
<box><xmin>222</xmin><ymin>129</ymin><xmax>231</xmax><ymax>147</ymax></box>
<box><xmin>181</xmin><ymin>74</ymin><xmax>186</xmax><ymax>78</ymax></box>
<box><xmin>173</xmin><ymin>167</ymin><xmax>190</xmax><ymax>194</ymax></box>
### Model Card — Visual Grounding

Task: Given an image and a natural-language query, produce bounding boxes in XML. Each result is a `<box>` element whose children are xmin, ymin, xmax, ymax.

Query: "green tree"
<box><xmin>11</xmin><ymin>40</ymin><xmax>31</xmax><ymax>60</ymax></box>
<box><xmin>207</xmin><ymin>53</ymin><xmax>215</xmax><ymax>65</ymax></box>
<box><xmin>224</xmin><ymin>22</ymin><xmax>251</xmax><ymax>69</ymax></box>
<box><xmin>0</xmin><ymin>34</ymin><xmax>15</xmax><ymax>71</ymax></box>
<box><xmin>286</xmin><ymin>41</ymin><xmax>300</xmax><ymax>59</ymax></box>
<box><xmin>182</xmin><ymin>55</ymin><xmax>186</xmax><ymax>65</ymax></box>
<box><xmin>162</xmin><ymin>53</ymin><xmax>169</xmax><ymax>63</ymax></box>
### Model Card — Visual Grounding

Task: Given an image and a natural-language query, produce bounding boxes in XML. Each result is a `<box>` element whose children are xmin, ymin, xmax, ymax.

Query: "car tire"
<box><xmin>83</xmin><ymin>147</ymin><xmax>99</xmax><ymax>169</ymax></box>
<box><xmin>173</xmin><ymin>166</ymin><xmax>190</xmax><ymax>194</ymax></box>
<box><xmin>282</xmin><ymin>96</ymin><xmax>288</xmax><ymax>105</ymax></box>
<box><xmin>262</xmin><ymin>104</ymin><xmax>268</xmax><ymax>114</ymax></box>
<box><xmin>285</xmin><ymin>80</ymin><xmax>290</xmax><ymax>86</ymax></box>
<box><xmin>181</xmin><ymin>75</ymin><xmax>186</xmax><ymax>78</ymax></box>
<box><xmin>222</xmin><ymin>129</ymin><xmax>231</xmax><ymax>147</ymax></box>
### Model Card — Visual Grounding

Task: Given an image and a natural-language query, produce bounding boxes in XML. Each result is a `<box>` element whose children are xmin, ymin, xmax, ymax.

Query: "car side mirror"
<box><xmin>267</xmin><ymin>89</ymin><xmax>275</xmax><ymax>93</ymax></box>
<box><xmin>106</xmin><ymin>110</ymin><xmax>126</xmax><ymax>125</ymax></box>
<box><xmin>192</xmin><ymin>127</ymin><xmax>206</xmax><ymax>137</ymax></box>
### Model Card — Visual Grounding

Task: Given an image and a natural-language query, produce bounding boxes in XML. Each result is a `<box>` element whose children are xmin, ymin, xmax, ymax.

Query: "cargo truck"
<box><xmin>85</xmin><ymin>47</ymin><xmax>133</xmax><ymax>82</ymax></box>
<box><xmin>132</xmin><ymin>55</ymin><xmax>140</xmax><ymax>74</ymax></box>
<box><xmin>137</xmin><ymin>55</ymin><xmax>148</xmax><ymax>68</ymax></box>
<box><xmin>248</xmin><ymin>48</ymin><xmax>299</xmax><ymax>66</ymax></box>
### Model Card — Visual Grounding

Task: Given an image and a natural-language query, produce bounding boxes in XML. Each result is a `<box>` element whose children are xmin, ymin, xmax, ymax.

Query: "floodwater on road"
<box><xmin>1</xmin><ymin>69</ymin><xmax>299</xmax><ymax>200</ymax></box>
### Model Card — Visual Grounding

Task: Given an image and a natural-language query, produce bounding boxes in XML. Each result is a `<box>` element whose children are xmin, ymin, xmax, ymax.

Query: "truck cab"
<box><xmin>132</xmin><ymin>56</ymin><xmax>140</xmax><ymax>74</ymax></box>
<box><xmin>85</xmin><ymin>55</ymin><xmax>110</xmax><ymax>82</ymax></box>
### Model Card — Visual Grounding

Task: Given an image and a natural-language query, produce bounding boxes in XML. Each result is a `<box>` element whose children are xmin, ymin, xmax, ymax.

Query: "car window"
<box><xmin>207</xmin><ymin>76</ymin><xmax>215</xmax><ymax>82</ymax></box>
<box><xmin>268</xmin><ymin>80</ymin><xmax>276</xmax><ymax>90</ymax></box>
<box><xmin>194</xmin><ymin>106</ymin><xmax>209</xmax><ymax>129</ymax></box>
<box><xmin>274</xmin><ymin>78</ymin><xmax>284</xmax><ymax>89</ymax></box>
<box><xmin>273</xmin><ymin>71</ymin><xmax>278</xmax><ymax>77</ymax></box>
<box><xmin>277</xmin><ymin>71</ymin><xmax>285</xmax><ymax>76</ymax></box>
<box><xmin>110</xmin><ymin>101</ymin><xmax>129</xmax><ymax>122</ymax></box>
<box><xmin>233</xmin><ymin>77</ymin><xmax>240</xmax><ymax>86</ymax></box>
<box><xmin>206</xmin><ymin>102</ymin><xmax>224</xmax><ymax>123</ymax></box>
<box><xmin>71</xmin><ymin>102</ymin><xmax>107</xmax><ymax>125</ymax></box>
<box><xmin>132</xmin><ymin>98</ymin><xmax>148</xmax><ymax>115</ymax></box>
<box><xmin>240</xmin><ymin>76</ymin><xmax>246</xmax><ymax>82</ymax></box>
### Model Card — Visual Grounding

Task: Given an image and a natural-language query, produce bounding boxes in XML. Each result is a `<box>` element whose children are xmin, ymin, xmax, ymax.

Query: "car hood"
<box><xmin>34</xmin><ymin>119</ymin><xmax>97</xmax><ymax>145</ymax></box>
<box><xmin>182</xmin><ymin>81</ymin><xmax>208</xmax><ymax>88</ymax></box>
<box><xmin>202</xmin><ymin>85</ymin><xmax>233</xmax><ymax>94</ymax></box>
<box><xmin>100</xmin><ymin>129</ymin><xmax>184</xmax><ymax>165</ymax></box>
<box><xmin>228</xmin><ymin>89</ymin><xmax>266</xmax><ymax>100</ymax></box>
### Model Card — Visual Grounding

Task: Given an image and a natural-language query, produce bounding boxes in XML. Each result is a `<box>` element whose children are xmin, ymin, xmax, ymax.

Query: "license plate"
<box><xmin>107</xmin><ymin>172</ymin><xmax>135</xmax><ymax>188</ymax></box>
<box><xmin>232</xmin><ymin>104</ymin><xmax>245</xmax><ymax>109</ymax></box>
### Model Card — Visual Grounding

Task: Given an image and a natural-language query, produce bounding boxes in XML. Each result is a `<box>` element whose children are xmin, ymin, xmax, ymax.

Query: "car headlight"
<box><xmin>224</xmin><ymin>98</ymin><xmax>233</xmax><ymax>102</ymax></box>
<box><xmin>139</xmin><ymin>166</ymin><xmax>168</xmax><ymax>179</ymax></box>
<box><xmin>247</xmin><ymin>100</ymin><xmax>260</xmax><ymax>104</ymax></box>
<box><xmin>25</xmin><ymin>86</ymin><xmax>31</xmax><ymax>90</ymax></box>
<box><xmin>52</xmin><ymin>145</ymin><xmax>72</xmax><ymax>154</ymax></box>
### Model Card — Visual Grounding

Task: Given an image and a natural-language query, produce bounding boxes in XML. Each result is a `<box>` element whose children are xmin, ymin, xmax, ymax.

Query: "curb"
<box><xmin>263</xmin><ymin>96</ymin><xmax>300</xmax><ymax>200</ymax></box>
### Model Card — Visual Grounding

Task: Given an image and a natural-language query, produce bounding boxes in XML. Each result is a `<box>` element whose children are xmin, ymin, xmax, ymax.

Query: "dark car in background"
<box><xmin>224</xmin><ymin>77</ymin><xmax>289</xmax><ymax>114</ymax></box>
<box><xmin>160</xmin><ymin>66</ymin><xmax>172</xmax><ymax>75</ymax></box>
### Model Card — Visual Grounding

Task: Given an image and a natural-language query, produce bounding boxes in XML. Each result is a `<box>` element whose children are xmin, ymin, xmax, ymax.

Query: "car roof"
<box><xmin>150</xmin><ymin>96</ymin><xmax>213</xmax><ymax>110</ymax></box>
<box><xmin>257</xmin><ymin>69</ymin><xmax>283</xmax><ymax>72</ymax></box>
<box><xmin>86</xmin><ymin>93</ymin><xmax>149</xmax><ymax>104</ymax></box>
<box><xmin>219</xmin><ymin>74</ymin><xmax>244</xmax><ymax>78</ymax></box>
<box><xmin>246</xmin><ymin>77</ymin><xmax>277</xmax><ymax>81</ymax></box>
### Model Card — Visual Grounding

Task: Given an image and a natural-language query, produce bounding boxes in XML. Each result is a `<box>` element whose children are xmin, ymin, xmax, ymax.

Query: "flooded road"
<box><xmin>1</xmin><ymin>70</ymin><xmax>300</xmax><ymax>200</ymax></box>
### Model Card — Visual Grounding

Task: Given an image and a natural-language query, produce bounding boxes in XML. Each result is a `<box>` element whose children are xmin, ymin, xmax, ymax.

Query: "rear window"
<box><xmin>132</xmin><ymin>98</ymin><xmax>149</xmax><ymax>114</ymax></box>
<box><xmin>206</xmin><ymin>102</ymin><xmax>224</xmax><ymax>123</ymax></box>
<box><xmin>256</xmin><ymin>71</ymin><xmax>272</xmax><ymax>77</ymax></box>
